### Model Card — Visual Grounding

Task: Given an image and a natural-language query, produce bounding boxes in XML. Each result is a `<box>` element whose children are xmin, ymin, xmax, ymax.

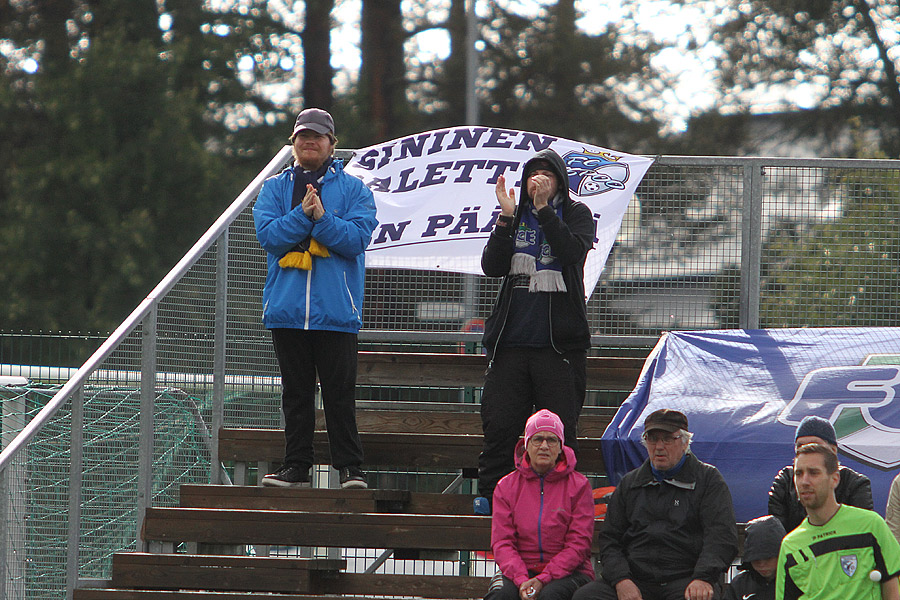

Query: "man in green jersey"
<box><xmin>776</xmin><ymin>443</ymin><xmax>900</xmax><ymax>600</ymax></box>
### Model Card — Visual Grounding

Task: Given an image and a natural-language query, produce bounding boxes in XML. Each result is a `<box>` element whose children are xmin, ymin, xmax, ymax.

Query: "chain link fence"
<box><xmin>2</xmin><ymin>153</ymin><xmax>899</xmax><ymax>598</ymax></box>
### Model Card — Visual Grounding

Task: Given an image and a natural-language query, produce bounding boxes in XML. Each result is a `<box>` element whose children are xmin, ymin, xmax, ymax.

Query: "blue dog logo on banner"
<box><xmin>778</xmin><ymin>362</ymin><xmax>900</xmax><ymax>469</ymax></box>
<box><xmin>563</xmin><ymin>149</ymin><xmax>630</xmax><ymax>197</ymax></box>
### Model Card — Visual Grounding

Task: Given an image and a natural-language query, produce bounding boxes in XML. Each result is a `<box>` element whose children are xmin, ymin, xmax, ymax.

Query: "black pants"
<box><xmin>478</xmin><ymin>346</ymin><xmax>586</xmax><ymax>500</ymax></box>
<box><xmin>485</xmin><ymin>572</ymin><xmax>592</xmax><ymax>600</ymax></box>
<box><xmin>271</xmin><ymin>328</ymin><xmax>364</xmax><ymax>469</ymax></box>
<box><xmin>572</xmin><ymin>577</ymin><xmax>721</xmax><ymax>600</ymax></box>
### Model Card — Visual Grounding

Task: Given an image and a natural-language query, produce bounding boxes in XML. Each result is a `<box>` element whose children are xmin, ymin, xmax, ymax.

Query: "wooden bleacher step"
<box><xmin>218</xmin><ymin>428</ymin><xmax>606</xmax><ymax>474</ymax></box>
<box><xmin>76</xmin><ymin>591</ymin><xmax>487</xmax><ymax>600</ymax></box>
<box><xmin>179</xmin><ymin>485</ymin><xmax>477</xmax><ymax>515</ymax></box>
<box><xmin>95</xmin><ymin>552</ymin><xmax>492</xmax><ymax>599</ymax></box>
<box><xmin>354</xmin><ymin>352</ymin><xmax>644</xmax><ymax>390</ymax></box>
<box><xmin>141</xmin><ymin>507</ymin><xmax>493</xmax><ymax>551</ymax></box>
<box><xmin>109</xmin><ymin>553</ymin><xmax>346</xmax><ymax>594</ymax></box>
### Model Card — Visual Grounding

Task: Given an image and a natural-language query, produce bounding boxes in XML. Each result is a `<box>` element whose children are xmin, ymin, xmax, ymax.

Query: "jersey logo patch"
<box><xmin>841</xmin><ymin>554</ymin><xmax>858</xmax><ymax>577</ymax></box>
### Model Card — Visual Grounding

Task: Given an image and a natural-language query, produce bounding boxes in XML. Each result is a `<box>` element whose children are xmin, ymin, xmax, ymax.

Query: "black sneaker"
<box><xmin>338</xmin><ymin>466</ymin><xmax>368</xmax><ymax>489</ymax></box>
<box><xmin>261</xmin><ymin>464</ymin><xmax>310</xmax><ymax>487</ymax></box>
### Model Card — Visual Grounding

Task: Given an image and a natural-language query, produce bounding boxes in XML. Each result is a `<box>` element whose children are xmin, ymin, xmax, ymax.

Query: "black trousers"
<box><xmin>485</xmin><ymin>572</ymin><xmax>592</xmax><ymax>600</ymax></box>
<box><xmin>478</xmin><ymin>346</ymin><xmax>586</xmax><ymax>500</ymax></box>
<box><xmin>271</xmin><ymin>328</ymin><xmax>364</xmax><ymax>469</ymax></box>
<box><xmin>572</xmin><ymin>577</ymin><xmax>721</xmax><ymax>600</ymax></box>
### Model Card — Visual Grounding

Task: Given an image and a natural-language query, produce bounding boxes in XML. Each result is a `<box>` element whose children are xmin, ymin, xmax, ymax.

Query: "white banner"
<box><xmin>346</xmin><ymin>126</ymin><xmax>654</xmax><ymax>297</ymax></box>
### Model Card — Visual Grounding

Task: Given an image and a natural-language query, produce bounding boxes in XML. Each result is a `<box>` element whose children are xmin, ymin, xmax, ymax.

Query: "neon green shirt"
<box><xmin>776</xmin><ymin>504</ymin><xmax>900</xmax><ymax>600</ymax></box>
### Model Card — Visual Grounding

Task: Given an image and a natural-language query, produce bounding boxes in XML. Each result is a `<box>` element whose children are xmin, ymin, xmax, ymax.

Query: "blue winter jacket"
<box><xmin>253</xmin><ymin>158</ymin><xmax>378</xmax><ymax>333</ymax></box>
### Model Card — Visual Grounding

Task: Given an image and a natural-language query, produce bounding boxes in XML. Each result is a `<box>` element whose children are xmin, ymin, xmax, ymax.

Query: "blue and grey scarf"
<box><xmin>510</xmin><ymin>195</ymin><xmax>566</xmax><ymax>292</ymax></box>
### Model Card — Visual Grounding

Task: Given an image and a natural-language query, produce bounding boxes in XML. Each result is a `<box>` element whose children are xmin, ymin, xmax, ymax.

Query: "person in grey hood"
<box><xmin>723</xmin><ymin>515</ymin><xmax>785</xmax><ymax>600</ymax></box>
<box><xmin>475</xmin><ymin>148</ymin><xmax>594</xmax><ymax>513</ymax></box>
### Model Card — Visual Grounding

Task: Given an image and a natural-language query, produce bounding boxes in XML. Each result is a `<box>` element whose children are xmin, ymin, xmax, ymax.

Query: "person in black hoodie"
<box><xmin>475</xmin><ymin>148</ymin><xmax>594</xmax><ymax>513</ymax></box>
<box><xmin>723</xmin><ymin>515</ymin><xmax>785</xmax><ymax>600</ymax></box>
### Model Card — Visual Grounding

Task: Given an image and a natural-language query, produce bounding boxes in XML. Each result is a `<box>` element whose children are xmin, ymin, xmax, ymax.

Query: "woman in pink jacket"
<box><xmin>486</xmin><ymin>409</ymin><xmax>595</xmax><ymax>600</ymax></box>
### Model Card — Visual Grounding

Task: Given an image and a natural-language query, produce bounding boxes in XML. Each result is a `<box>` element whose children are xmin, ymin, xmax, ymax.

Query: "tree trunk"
<box><xmin>38</xmin><ymin>0</ymin><xmax>75</xmax><ymax>77</ymax></box>
<box><xmin>550</xmin><ymin>0</ymin><xmax>580</xmax><ymax>126</ymax></box>
<box><xmin>442</xmin><ymin>0</ymin><xmax>468</xmax><ymax>125</ymax></box>
<box><xmin>360</xmin><ymin>0</ymin><xmax>405</xmax><ymax>142</ymax></box>
<box><xmin>302</xmin><ymin>0</ymin><xmax>334</xmax><ymax>110</ymax></box>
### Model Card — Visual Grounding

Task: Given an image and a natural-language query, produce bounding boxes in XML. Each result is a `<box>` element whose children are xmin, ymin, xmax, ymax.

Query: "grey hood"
<box><xmin>740</xmin><ymin>514</ymin><xmax>786</xmax><ymax>568</ymax></box>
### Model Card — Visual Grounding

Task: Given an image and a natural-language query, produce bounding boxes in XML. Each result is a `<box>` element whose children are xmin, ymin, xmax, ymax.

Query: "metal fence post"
<box><xmin>66</xmin><ymin>386</ymin><xmax>84</xmax><ymax>599</ymax></box>
<box><xmin>212</xmin><ymin>232</ymin><xmax>228</xmax><ymax>484</ymax></box>
<box><xmin>1</xmin><ymin>387</ymin><xmax>26</xmax><ymax>600</ymax></box>
<box><xmin>740</xmin><ymin>162</ymin><xmax>764</xmax><ymax>329</ymax></box>
<box><xmin>136</xmin><ymin>307</ymin><xmax>158</xmax><ymax>551</ymax></box>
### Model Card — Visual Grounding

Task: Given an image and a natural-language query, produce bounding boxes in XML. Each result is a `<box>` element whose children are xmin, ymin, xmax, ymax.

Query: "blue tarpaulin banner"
<box><xmin>601</xmin><ymin>328</ymin><xmax>900</xmax><ymax>523</ymax></box>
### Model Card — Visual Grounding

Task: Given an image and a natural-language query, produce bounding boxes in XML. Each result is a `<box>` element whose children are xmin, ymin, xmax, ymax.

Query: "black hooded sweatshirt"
<box><xmin>481</xmin><ymin>148</ymin><xmax>594</xmax><ymax>360</ymax></box>
<box><xmin>723</xmin><ymin>515</ymin><xmax>786</xmax><ymax>600</ymax></box>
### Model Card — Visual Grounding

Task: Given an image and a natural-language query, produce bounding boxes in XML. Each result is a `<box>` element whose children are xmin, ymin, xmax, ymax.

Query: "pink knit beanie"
<box><xmin>524</xmin><ymin>409</ymin><xmax>565</xmax><ymax>446</ymax></box>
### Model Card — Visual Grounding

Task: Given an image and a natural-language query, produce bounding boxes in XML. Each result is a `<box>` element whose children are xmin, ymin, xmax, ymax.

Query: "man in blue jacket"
<box><xmin>253</xmin><ymin>108</ymin><xmax>378</xmax><ymax>489</ymax></box>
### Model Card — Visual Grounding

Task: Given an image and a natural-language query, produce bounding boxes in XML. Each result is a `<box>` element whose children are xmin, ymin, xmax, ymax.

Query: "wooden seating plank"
<box><xmin>111</xmin><ymin>553</ymin><xmax>344</xmax><ymax>594</ymax></box>
<box><xmin>141</xmin><ymin>508</ymin><xmax>493</xmax><ymax>551</ymax></box>
<box><xmin>357</xmin><ymin>352</ymin><xmax>486</xmax><ymax>387</ymax></box>
<box><xmin>397</xmin><ymin>492</ymin><xmax>475</xmax><ymax>516</ymax></box>
<box><xmin>179</xmin><ymin>485</ymin><xmax>476</xmax><ymax>515</ymax></box>
<box><xmin>313</xmin><ymin>572</ymin><xmax>491</xmax><ymax>599</ymax></box>
<box><xmin>314</xmin><ymin>408</ymin><xmax>615</xmax><ymax>437</ymax></box>
<box><xmin>355</xmin><ymin>352</ymin><xmax>643</xmax><ymax>391</ymax></box>
<box><xmin>113</xmin><ymin>552</ymin><xmax>345</xmax><ymax>570</ymax></box>
<box><xmin>218</xmin><ymin>429</ymin><xmax>606</xmax><ymax>473</ymax></box>
<box><xmin>76</xmin><ymin>591</ymin><xmax>484</xmax><ymax>600</ymax></box>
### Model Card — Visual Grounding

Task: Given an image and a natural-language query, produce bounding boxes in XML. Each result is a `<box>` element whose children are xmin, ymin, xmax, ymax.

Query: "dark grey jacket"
<box><xmin>481</xmin><ymin>149</ymin><xmax>594</xmax><ymax>359</ymax></box>
<box><xmin>768</xmin><ymin>464</ymin><xmax>872</xmax><ymax>532</ymax></box>
<box><xmin>599</xmin><ymin>453</ymin><xmax>739</xmax><ymax>587</ymax></box>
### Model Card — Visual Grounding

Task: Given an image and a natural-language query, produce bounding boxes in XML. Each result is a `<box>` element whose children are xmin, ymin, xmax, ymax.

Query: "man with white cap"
<box><xmin>253</xmin><ymin>108</ymin><xmax>378</xmax><ymax>489</ymax></box>
<box><xmin>573</xmin><ymin>409</ymin><xmax>738</xmax><ymax>600</ymax></box>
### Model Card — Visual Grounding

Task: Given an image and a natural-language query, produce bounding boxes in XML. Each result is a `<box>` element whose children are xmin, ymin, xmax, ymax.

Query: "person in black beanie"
<box><xmin>768</xmin><ymin>415</ymin><xmax>873</xmax><ymax>532</ymax></box>
<box><xmin>253</xmin><ymin>108</ymin><xmax>378</xmax><ymax>489</ymax></box>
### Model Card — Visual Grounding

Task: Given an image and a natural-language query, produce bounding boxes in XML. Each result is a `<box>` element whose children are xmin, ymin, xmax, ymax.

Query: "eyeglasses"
<box><xmin>529</xmin><ymin>435</ymin><xmax>561</xmax><ymax>447</ymax></box>
<box><xmin>641</xmin><ymin>432</ymin><xmax>683</xmax><ymax>445</ymax></box>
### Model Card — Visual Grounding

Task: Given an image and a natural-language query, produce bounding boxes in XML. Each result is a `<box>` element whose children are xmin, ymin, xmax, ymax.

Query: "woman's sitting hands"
<box><xmin>519</xmin><ymin>577</ymin><xmax>543</xmax><ymax>600</ymax></box>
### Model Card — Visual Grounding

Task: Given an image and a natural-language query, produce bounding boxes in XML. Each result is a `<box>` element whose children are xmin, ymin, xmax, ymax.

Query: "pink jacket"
<box><xmin>490</xmin><ymin>441</ymin><xmax>595</xmax><ymax>586</ymax></box>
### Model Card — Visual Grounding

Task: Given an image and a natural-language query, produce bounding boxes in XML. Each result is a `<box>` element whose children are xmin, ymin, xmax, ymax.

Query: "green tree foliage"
<box><xmin>406</xmin><ymin>1</ymin><xmax>667</xmax><ymax>150</ymax></box>
<box><xmin>678</xmin><ymin>0</ymin><xmax>900</xmax><ymax>156</ymax></box>
<box><xmin>709</xmin><ymin>171</ymin><xmax>900</xmax><ymax>328</ymax></box>
<box><xmin>0</xmin><ymin>0</ymin><xmax>683</xmax><ymax>332</ymax></box>
<box><xmin>758</xmin><ymin>171</ymin><xmax>900</xmax><ymax>327</ymax></box>
<box><xmin>0</xmin><ymin>32</ymin><xmax>234</xmax><ymax>330</ymax></box>
<box><xmin>0</xmin><ymin>1</ymin><xmax>295</xmax><ymax>331</ymax></box>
